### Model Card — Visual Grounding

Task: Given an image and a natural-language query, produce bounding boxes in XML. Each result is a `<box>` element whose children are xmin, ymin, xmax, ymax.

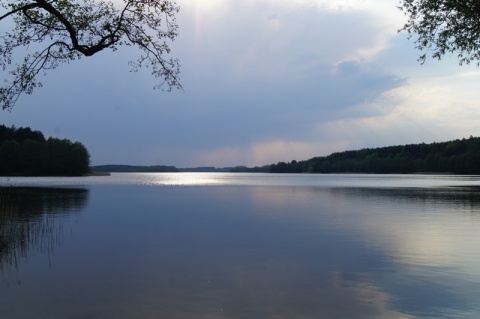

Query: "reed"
<box><xmin>0</xmin><ymin>187</ymin><xmax>56</xmax><ymax>282</ymax></box>
<box><xmin>1</xmin><ymin>187</ymin><xmax>87</xmax><ymax>284</ymax></box>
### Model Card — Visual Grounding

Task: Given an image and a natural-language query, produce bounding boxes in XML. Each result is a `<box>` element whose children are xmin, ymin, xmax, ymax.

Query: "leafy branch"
<box><xmin>0</xmin><ymin>0</ymin><xmax>181</xmax><ymax>110</ymax></box>
<box><xmin>399</xmin><ymin>0</ymin><xmax>480</xmax><ymax>66</ymax></box>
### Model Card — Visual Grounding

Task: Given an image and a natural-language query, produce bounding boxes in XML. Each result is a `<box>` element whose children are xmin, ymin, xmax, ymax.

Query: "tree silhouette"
<box><xmin>399</xmin><ymin>0</ymin><xmax>480</xmax><ymax>65</ymax></box>
<box><xmin>0</xmin><ymin>0</ymin><xmax>181</xmax><ymax>110</ymax></box>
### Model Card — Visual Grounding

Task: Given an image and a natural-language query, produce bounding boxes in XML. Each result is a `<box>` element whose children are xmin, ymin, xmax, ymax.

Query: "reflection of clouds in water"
<box><xmin>249</xmin><ymin>185</ymin><xmax>480</xmax><ymax>275</ymax></box>
<box><xmin>188</xmin><ymin>187</ymin><xmax>407</xmax><ymax>318</ymax></box>
<box><xmin>128</xmin><ymin>260</ymin><xmax>410</xmax><ymax>319</ymax></box>
<box><xmin>332</xmin><ymin>272</ymin><xmax>414</xmax><ymax>319</ymax></box>
<box><xmin>328</xmin><ymin>188</ymin><xmax>480</xmax><ymax>277</ymax></box>
<box><xmin>243</xmin><ymin>185</ymin><xmax>480</xmax><ymax>317</ymax></box>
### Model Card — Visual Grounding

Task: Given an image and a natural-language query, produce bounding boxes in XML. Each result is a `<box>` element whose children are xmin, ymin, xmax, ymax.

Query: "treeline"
<box><xmin>0</xmin><ymin>125</ymin><xmax>90</xmax><ymax>176</ymax></box>
<box><xmin>92</xmin><ymin>165</ymin><xmax>238</xmax><ymax>173</ymax></box>
<box><xmin>92</xmin><ymin>165</ymin><xmax>252</xmax><ymax>173</ymax></box>
<box><xmin>269</xmin><ymin>136</ymin><xmax>480</xmax><ymax>174</ymax></box>
<box><xmin>230</xmin><ymin>165</ymin><xmax>269</xmax><ymax>173</ymax></box>
<box><xmin>92</xmin><ymin>165</ymin><xmax>179</xmax><ymax>173</ymax></box>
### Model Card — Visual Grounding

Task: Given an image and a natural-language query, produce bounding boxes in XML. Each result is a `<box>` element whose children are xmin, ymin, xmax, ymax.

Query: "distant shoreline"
<box><xmin>90</xmin><ymin>165</ymin><xmax>235</xmax><ymax>173</ymax></box>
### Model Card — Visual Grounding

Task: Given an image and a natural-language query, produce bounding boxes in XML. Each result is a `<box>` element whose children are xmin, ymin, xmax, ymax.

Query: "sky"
<box><xmin>2</xmin><ymin>0</ymin><xmax>480</xmax><ymax>168</ymax></box>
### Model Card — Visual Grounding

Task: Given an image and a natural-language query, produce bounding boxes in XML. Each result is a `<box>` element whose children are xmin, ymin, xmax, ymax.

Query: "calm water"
<box><xmin>1</xmin><ymin>173</ymin><xmax>480</xmax><ymax>318</ymax></box>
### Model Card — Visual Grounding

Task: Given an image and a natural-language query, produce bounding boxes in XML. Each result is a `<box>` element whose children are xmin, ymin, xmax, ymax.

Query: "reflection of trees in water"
<box><xmin>330</xmin><ymin>186</ymin><xmax>480</xmax><ymax>211</ymax></box>
<box><xmin>0</xmin><ymin>187</ymin><xmax>88</xmax><ymax>281</ymax></box>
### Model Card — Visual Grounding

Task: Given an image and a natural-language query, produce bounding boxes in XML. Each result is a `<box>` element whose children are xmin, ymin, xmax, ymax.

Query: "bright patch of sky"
<box><xmin>2</xmin><ymin>0</ymin><xmax>480</xmax><ymax>167</ymax></box>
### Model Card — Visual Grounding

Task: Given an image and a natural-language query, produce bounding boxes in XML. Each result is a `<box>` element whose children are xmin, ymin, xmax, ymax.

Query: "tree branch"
<box><xmin>0</xmin><ymin>3</ymin><xmax>39</xmax><ymax>21</ymax></box>
<box><xmin>1</xmin><ymin>0</ymin><xmax>181</xmax><ymax>110</ymax></box>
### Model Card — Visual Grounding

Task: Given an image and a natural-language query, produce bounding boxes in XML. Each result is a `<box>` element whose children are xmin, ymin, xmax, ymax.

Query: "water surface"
<box><xmin>1</xmin><ymin>173</ymin><xmax>480</xmax><ymax>318</ymax></box>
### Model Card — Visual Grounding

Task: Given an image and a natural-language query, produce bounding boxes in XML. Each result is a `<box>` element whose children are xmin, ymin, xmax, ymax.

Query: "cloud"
<box><xmin>314</xmin><ymin>68</ymin><xmax>480</xmax><ymax>154</ymax></box>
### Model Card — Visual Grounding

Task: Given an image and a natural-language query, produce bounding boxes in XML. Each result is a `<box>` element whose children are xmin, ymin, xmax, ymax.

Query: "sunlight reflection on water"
<box><xmin>2</xmin><ymin>173</ymin><xmax>480</xmax><ymax>188</ymax></box>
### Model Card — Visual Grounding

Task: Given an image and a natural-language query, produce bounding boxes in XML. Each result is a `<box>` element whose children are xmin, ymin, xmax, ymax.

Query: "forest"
<box><xmin>269</xmin><ymin>136</ymin><xmax>480</xmax><ymax>174</ymax></box>
<box><xmin>0</xmin><ymin>125</ymin><xmax>90</xmax><ymax>176</ymax></box>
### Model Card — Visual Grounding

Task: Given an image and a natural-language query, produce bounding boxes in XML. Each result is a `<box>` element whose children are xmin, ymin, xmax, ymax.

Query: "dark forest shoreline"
<box><xmin>92</xmin><ymin>136</ymin><xmax>480</xmax><ymax>175</ymax></box>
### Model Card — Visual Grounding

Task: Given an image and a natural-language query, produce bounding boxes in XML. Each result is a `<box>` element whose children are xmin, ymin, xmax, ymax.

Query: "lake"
<box><xmin>1</xmin><ymin>173</ymin><xmax>480</xmax><ymax>318</ymax></box>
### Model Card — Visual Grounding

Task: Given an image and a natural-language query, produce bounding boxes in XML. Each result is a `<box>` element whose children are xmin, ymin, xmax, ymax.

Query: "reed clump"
<box><xmin>0</xmin><ymin>187</ymin><xmax>58</xmax><ymax>280</ymax></box>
